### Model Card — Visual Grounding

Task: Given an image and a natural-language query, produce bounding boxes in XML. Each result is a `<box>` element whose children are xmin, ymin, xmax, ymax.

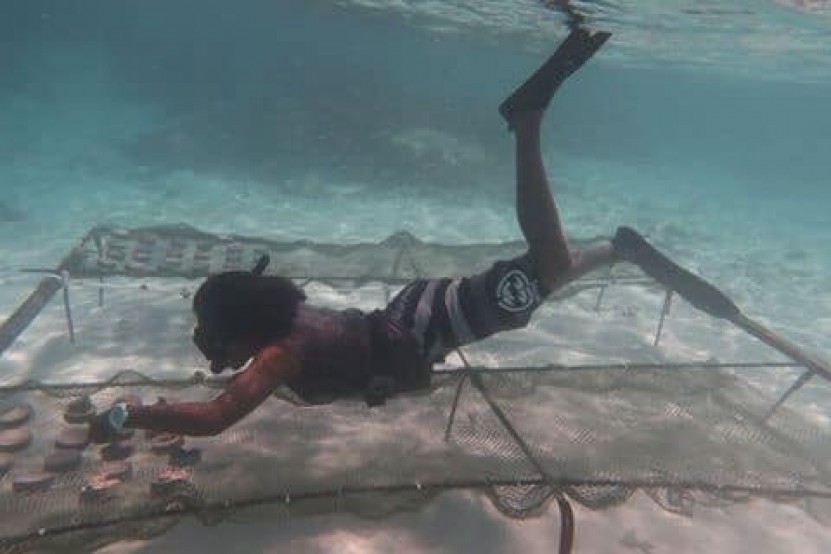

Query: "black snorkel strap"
<box><xmin>197</xmin><ymin>255</ymin><xmax>272</xmax><ymax>374</ymax></box>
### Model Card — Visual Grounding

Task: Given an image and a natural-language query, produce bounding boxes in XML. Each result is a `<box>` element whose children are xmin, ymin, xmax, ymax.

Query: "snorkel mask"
<box><xmin>192</xmin><ymin>254</ymin><xmax>271</xmax><ymax>374</ymax></box>
<box><xmin>192</xmin><ymin>325</ymin><xmax>228</xmax><ymax>374</ymax></box>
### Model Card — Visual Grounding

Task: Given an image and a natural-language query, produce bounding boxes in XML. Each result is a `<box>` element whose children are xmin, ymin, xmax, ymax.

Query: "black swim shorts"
<box><xmin>383</xmin><ymin>252</ymin><xmax>550</xmax><ymax>364</ymax></box>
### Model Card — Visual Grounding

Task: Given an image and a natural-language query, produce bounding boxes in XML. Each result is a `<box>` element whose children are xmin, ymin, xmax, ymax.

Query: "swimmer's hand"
<box><xmin>87</xmin><ymin>410</ymin><xmax>118</xmax><ymax>443</ymax></box>
<box><xmin>87</xmin><ymin>403</ymin><xmax>130</xmax><ymax>444</ymax></box>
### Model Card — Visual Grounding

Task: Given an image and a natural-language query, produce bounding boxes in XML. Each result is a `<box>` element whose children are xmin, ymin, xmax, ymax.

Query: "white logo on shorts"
<box><xmin>496</xmin><ymin>269</ymin><xmax>539</xmax><ymax>313</ymax></box>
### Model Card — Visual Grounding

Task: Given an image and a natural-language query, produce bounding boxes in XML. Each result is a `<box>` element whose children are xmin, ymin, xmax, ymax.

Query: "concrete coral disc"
<box><xmin>0</xmin><ymin>427</ymin><xmax>32</xmax><ymax>453</ymax></box>
<box><xmin>97</xmin><ymin>460</ymin><xmax>132</xmax><ymax>481</ymax></box>
<box><xmin>12</xmin><ymin>471</ymin><xmax>55</xmax><ymax>493</ymax></box>
<box><xmin>55</xmin><ymin>426</ymin><xmax>90</xmax><ymax>450</ymax></box>
<box><xmin>0</xmin><ymin>403</ymin><xmax>33</xmax><ymax>428</ymax></box>
<box><xmin>64</xmin><ymin>396</ymin><xmax>95</xmax><ymax>424</ymax></box>
<box><xmin>150</xmin><ymin>433</ymin><xmax>184</xmax><ymax>454</ymax></box>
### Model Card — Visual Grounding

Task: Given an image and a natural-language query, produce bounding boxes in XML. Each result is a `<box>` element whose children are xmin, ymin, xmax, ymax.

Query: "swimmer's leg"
<box><xmin>506</xmin><ymin>28</ymin><xmax>613</xmax><ymax>292</ymax></box>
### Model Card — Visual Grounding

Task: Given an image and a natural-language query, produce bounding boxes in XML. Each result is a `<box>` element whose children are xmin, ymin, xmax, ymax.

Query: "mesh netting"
<box><xmin>61</xmin><ymin>224</ymin><xmax>648</xmax><ymax>291</ymax></box>
<box><xmin>1</xmin><ymin>366</ymin><xmax>830</xmax><ymax>552</ymax></box>
<box><xmin>1</xmin><ymin>224</ymin><xmax>829</xmax><ymax>552</ymax></box>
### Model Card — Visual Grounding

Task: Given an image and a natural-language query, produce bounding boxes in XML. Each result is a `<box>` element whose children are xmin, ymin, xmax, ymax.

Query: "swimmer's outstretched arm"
<box><xmin>89</xmin><ymin>345</ymin><xmax>299</xmax><ymax>439</ymax></box>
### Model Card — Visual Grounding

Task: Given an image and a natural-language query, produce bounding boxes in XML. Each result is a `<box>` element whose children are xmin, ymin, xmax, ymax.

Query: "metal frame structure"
<box><xmin>2</xmin><ymin>225</ymin><xmax>826</xmax><ymax>417</ymax></box>
<box><xmin>0</xmin><ymin>225</ymin><xmax>829</xmax><ymax>553</ymax></box>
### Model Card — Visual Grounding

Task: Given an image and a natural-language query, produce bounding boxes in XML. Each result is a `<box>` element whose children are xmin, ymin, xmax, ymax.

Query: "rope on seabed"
<box><xmin>454</xmin><ymin>346</ymin><xmax>576</xmax><ymax>554</ymax></box>
<box><xmin>4</xmin><ymin>476</ymin><xmax>828</xmax><ymax>551</ymax></box>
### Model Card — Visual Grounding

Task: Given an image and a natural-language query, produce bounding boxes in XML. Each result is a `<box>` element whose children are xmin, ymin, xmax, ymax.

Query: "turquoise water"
<box><xmin>2</xmin><ymin>1</ymin><xmax>828</xmax><ymax>342</ymax></box>
<box><xmin>1</xmin><ymin>2</ymin><xmax>830</xmax><ymax>551</ymax></box>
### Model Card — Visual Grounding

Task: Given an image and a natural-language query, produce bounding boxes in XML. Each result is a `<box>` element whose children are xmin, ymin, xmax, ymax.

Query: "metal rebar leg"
<box><xmin>762</xmin><ymin>370</ymin><xmax>814</xmax><ymax>422</ymax></box>
<box><xmin>59</xmin><ymin>271</ymin><xmax>76</xmax><ymax>344</ymax></box>
<box><xmin>444</xmin><ymin>373</ymin><xmax>469</xmax><ymax>442</ymax></box>
<box><xmin>594</xmin><ymin>285</ymin><xmax>607</xmax><ymax>313</ymax></box>
<box><xmin>467</xmin><ymin>366</ymin><xmax>575</xmax><ymax>554</ymax></box>
<box><xmin>653</xmin><ymin>289</ymin><xmax>672</xmax><ymax>346</ymax></box>
<box><xmin>593</xmin><ymin>264</ymin><xmax>616</xmax><ymax>313</ymax></box>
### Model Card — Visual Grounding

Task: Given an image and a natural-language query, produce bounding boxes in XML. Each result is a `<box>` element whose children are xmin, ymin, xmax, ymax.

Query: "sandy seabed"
<box><xmin>1</xmin><ymin>138</ymin><xmax>829</xmax><ymax>552</ymax></box>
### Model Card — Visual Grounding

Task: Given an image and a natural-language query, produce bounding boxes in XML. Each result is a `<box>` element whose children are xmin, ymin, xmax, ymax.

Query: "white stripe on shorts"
<box><xmin>445</xmin><ymin>279</ymin><xmax>475</xmax><ymax>345</ymax></box>
<box><xmin>413</xmin><ymin>279</ymin><xmax>440</xmax><ymax>347</ymax></box>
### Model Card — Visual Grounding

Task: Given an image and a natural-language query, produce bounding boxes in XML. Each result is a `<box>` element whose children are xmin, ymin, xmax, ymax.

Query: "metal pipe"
<box><xmin>654</xmin><ymin>290</ymin><xmax>673</xmax><ymax>346</ymax></box>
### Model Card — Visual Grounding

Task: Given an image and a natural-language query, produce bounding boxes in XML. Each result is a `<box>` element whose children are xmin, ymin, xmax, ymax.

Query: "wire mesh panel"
<box><xmin>63</xmin><ymin>224</ymin><xmax>648</xmax><ymax>289</ymax></box>
<box><xmin>1</xmin><ymin>364</ymin><xmax>830</xmax><ymax>552</ymax></box>
<box><xmin>1</xmin><ymin>225</ymin><xmax>830</xmax><ymax>552</ymax></box>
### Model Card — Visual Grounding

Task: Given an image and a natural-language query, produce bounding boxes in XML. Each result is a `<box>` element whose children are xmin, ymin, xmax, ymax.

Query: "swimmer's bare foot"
<box><xmin>499</xmin><ymin>27</ymin><xmax>611</xmax><ymax>131</ymax></box>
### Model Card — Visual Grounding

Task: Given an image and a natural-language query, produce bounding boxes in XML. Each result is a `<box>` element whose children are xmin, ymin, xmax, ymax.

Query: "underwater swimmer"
<box><xmin>88</xmin><ymin>27</ymin><xmax>624</xmax><ymax>441</ymax></box>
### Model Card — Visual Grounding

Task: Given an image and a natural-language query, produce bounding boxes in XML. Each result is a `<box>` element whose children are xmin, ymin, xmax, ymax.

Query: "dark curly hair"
<box><xmin>193</xmin><ymin>271</ymin><xmax>306</xmax><ymax>347</ymax></box>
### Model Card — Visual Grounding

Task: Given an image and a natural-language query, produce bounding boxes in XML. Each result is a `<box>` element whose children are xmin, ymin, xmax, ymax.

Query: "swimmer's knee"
<box><xmin>543</xmin><ymin>241</ymin><xmax>616</xmax><ymax>290</ymax></box>
<box><xmin>531</xmin><ymin>247</ymin><xmax>575</xmax><ymax>291</ymax></box>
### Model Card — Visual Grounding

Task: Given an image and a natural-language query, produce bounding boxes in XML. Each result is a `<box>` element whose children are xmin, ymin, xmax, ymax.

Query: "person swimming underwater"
<box><xmin>89</xmin><ymin>26</ymin><xmax>633</xmax><ymax>441</ymax></box>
